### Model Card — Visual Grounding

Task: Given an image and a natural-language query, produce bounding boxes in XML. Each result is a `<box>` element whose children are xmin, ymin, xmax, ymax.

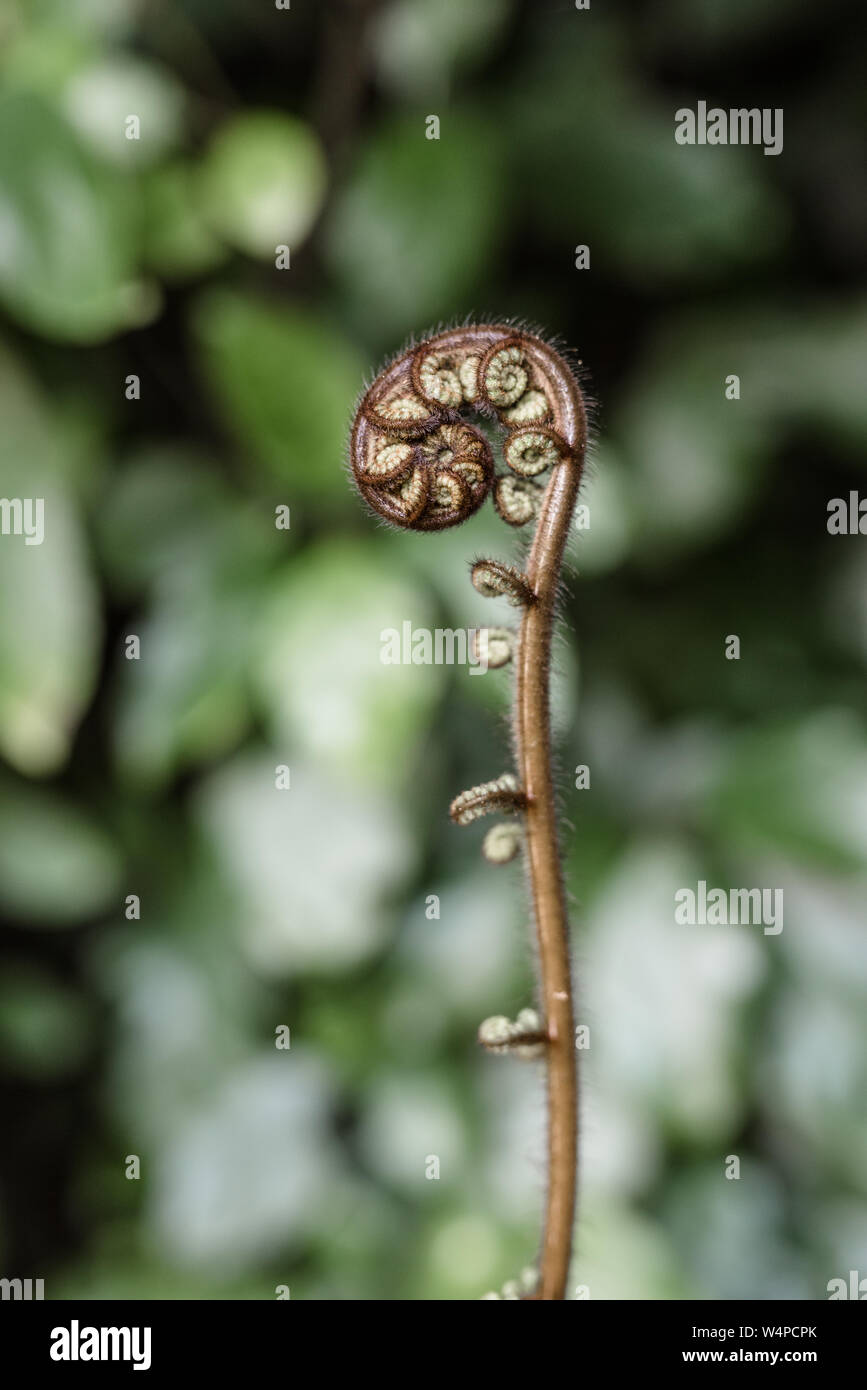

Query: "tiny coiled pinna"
<box><xmin>349</xmin><ymin>324</ymin><xmax>589</xmax><ymax>1301</ymax></box>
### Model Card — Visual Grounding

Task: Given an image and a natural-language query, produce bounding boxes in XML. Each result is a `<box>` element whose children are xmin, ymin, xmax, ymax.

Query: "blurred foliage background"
<box><xmin>0</xmin><ymin>0</ymin><xmax>865</xmax><ymax>1301</ymax></box>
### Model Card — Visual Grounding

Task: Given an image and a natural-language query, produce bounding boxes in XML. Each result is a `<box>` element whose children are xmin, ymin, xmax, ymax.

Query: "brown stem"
<box><xmin>349</xmin><ymin>324</ymin><xmax>588</xmax><ymax>1300</ymax></box>
<box><xmin>516</xmin><ymin>337</ymin><xmax>587</xmax><ymax>1300</ymax></box>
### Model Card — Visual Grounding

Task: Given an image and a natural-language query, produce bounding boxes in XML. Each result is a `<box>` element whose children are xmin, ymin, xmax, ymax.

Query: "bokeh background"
<box><xmin>0</xmin><ymin>0</ymin><xmax>865</xmax><ymax>1301</ymax></box>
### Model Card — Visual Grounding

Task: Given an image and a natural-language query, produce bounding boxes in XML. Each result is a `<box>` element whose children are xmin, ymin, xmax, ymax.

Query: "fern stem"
<box><xmin>517</xmin><ymin>337</ymin><xmax>586</xmax><ymax>1296</ymax></box>
<box><xmin>350</xmin><ymin>323</ymin><xmax>588</xmax><ymax>1300</ymax></box>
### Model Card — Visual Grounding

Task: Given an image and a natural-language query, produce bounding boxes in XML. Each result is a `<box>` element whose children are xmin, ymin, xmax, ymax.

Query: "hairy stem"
<box><xmin>350</xmin><ymin>323</ymin><xmax>588</xmax><ymax>1300</ymax></box>
<box><xmin>517</xmin><ymin>339</ymin><xmax>586</xmax><ymax>1298</ymax></box>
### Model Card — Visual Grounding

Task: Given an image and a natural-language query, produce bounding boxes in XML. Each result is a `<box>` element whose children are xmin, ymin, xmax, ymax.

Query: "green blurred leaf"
<box><xmin>0</xmin><ymin>341</ymin><xmax>101</xmax><ymax>774</ymax></box>
<box><xmin>53</xmin><ymin>1261</ymin><xmax>283</xmax><ymax>1302</ymax></box>
<box><xmin>199</xmin><ymin>110</ymin><xmax>327</xmax><ymax>260</ymax></box>
<box><xmin>256</xmin><ymin>539</ymin><xmax>442</xmax><ymax>788</ymax></box>
<box><xmin>617</xmin><ymin>325</ymin><xmax>773</xmax><ymax>556</ymax></box>
<box><xmin>98</xmin><ymin>448</ymin><xmax>280</xmax><ymax>786</ymax></box>
<box><xmin>373</xmin><ymin>0</ymin><xmax>511</xmax><ymax>100</ymax></box>
<box><xmin>192</xmin><ymin>289</ymin><xmax>362</xmax><ymax>499</ymax></box>
<box><xmin>618</xmin><ymin>299</ymin><xmax>867</xmax><ymax>558</ymax></box>
<box><xmin>325</xmin><ymin>111</ymin><xmax>504</xmax><ymax>339</ymax></box>
<box><xmin>729</xmin><ymin>300</ymin><xmax>867</xmax><ymax>453</ymax></box>
<box><xmin>62</xmin><ymin>56</ymin><xmax>185</xmax><ymax>167</ymax></box>
<box><xmin>97</xmin><ymin>446</ymin><xmax>278</xmax><ymax>596</ymax></box>
<box><xmin>15</xmin><ymin>0</ymin><xmax>140</xmax><ymax>39</ymax></box>
<box><xmin>142</xmin><ymin>162</ymin><xmax>228</xmax><ymax>280</ymax></box>
<box><xmin>510</xmin><ymin>28</ymin><xmax>787</xmax><ymax>285</ymax></box>
<box><xmin>0</xmin><ymin>965</ymin><xmax>92</xmax><ymax>1078</ymax></box>
<box><xmin>0</xmin><ymin>780</ymin><xmax>121</xmax><ymax>923</ymax></box>
<box><xmin>197</xmin><ymin>755</ymin><xmax>414</xmax><ymax>975</ymax></box>
<box><xmin>655</xmin><ymin>0</ymin><xmax>817</xmax><ymax>55</ymax></box>
<box><xmin>0</xmin><ymin>91</ymin><xmax>155</xmax><ymax>340</ymax></box>
<box><xmin>705</xmin><ymin>711</ymin><xmax>867</xmax><ymax>868</ymax></box>
<box><xmin>0</xmin><ymin>18</ymin><xmax>94</xmax><ymax>94</ymax></box>
<box><xmin>112</xmin><ymin>597</ymin><xmax>253</xmax><ymax>790</ymax></box>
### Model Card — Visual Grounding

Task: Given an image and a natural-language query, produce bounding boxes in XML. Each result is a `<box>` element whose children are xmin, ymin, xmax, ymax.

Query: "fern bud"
<box><xmin>479</xmin><ymin>339</ymin><xmax>529</xmax><ymax>407</ymax></box>
<box><xmin>520</xmin><ymin>1266</ymin><xmax>540</xmax><ymax>1294</ymax></box>
<box><xmin>362</xmin><ymin>390</ymin><xmax>437</xmax><ymax>439</ymax></box>
<box><xmin>459</xmin><ymin>354</ymin><xmax>481</xmax><ymax>402</ymax></box>
<box><xmin>471</xmin><ymin>626</ymin><xmax>514</xmax><ymax>669</ymax></box>
<box><xmin>470</xmin><ymin>559</ymin><xmax>536</xmax><ymax>607</ymax></box>
<box><xmin>482</xmin><ymin>822</ymin><xmax>522</xmax><ymax>864</ymax></box>
<box><xmin>494</xmin><ymin>474</ymin><xmax>542</xmax><ymax>526</ymax></box>
<box><xmin>450</xmin><ymin>773</ymin><xmax>526</xmax><ymax>827</ymax></box>
<box><xmin>504</xmin><ymin>425</ymin><xmax>571</xmax><ymax>477</ymax></box>
<box><xmin>412</xmin><ymin>347</ymin><xmax>464</xmax><ymax>408</ymax></box>
<box><xmin>479</xmin><ymin>1009</ymin><xmax>546</xmax><ymax>1059</ymax></box>
<box><xmin>502</xmin><ymin>388</ymin><xmax>551</xmax><ymax>426</ymax></box>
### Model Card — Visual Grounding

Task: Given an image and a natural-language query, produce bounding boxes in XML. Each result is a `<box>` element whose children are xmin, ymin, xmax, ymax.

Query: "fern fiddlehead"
<box><xmin>349</xmin><ymin>323</ymin><xmax>588</xmax><ymax>1301</ymax></box>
